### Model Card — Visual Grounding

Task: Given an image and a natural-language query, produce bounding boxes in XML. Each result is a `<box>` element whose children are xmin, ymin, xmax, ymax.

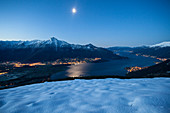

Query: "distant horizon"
<box><xmin>0</xmin><ymin>36</ymin><xmax>170</xmax><ymax>47</ymax></box>
<box><xmin>0</xmin><ymin>36</ymin><xmax>169</xmax><ymax>48</ymax></box>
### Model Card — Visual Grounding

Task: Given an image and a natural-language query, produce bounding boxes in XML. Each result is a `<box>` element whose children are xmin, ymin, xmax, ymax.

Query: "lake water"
<box><xmin>51</xmin><ymin>52</ymin><xmax>160</xmax><ymax>80</ymax></box>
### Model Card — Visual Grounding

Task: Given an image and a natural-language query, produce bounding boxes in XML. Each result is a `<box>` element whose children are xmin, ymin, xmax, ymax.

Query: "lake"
<box><xmin>51</xmin><ymin>52</ymin><xmax>160</xmax><ymax>80</ymax></box>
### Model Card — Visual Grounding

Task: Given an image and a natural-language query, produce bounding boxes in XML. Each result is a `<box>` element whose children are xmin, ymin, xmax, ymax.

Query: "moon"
<box><xmin>72</xmin><ymin>8</ymin><xmax>77</xmax><ymax>14</ymax></box>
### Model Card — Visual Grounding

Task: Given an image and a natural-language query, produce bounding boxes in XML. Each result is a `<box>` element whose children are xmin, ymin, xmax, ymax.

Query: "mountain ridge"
<box><xmin>107</xmin><ymin>41</ymin><xmax>170</xmax><ymax>49</ymax></box>
<box><xmin>0</xmin><ymin>37</ymin><xmax>122</xmax><ymax>62</ymax></box>
<box><xmin>149</xmin><ymin>41</ymin><xmax>170</xmax><ymax>48</ymax></box>
<box><xmin>107</xmin><ymin>41</ymin><xmax>170</xmax><ymax>58</ymax></box>
<box><xmin>0</xmin><ymin>37</ymin><xmax>98</xmax><ymax>50</ymax></box>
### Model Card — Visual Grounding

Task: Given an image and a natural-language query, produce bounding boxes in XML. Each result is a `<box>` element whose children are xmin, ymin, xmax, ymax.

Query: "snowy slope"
<box><xmin>0</xmin><ymin>78</ymin><xmax>170</xmax><ymax>113</ymax></box>
<box><xmin>0</xmin><ymin>37</ymin><xmax>96</xmax><ymax>50</ymax></box>
<box><xmin>149</xmin><ymin>41</ymin><xmax>170</xmax><ymax>47</ymax></box>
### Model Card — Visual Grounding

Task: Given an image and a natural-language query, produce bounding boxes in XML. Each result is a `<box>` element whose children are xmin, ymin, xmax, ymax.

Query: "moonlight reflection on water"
<box><xmin>51</xmin><ymin>52</ymin><xmax>160</xmax><ymax>80</ymax></box>
<box><xmin>65</xmin><ymin>52</ymin><xmax>160</xmax><ymax>77</ymax></box>
<box><xmin>66</xmin><ymin>63</ymin><xmax>92</xmax><ymax>77</ymax></box>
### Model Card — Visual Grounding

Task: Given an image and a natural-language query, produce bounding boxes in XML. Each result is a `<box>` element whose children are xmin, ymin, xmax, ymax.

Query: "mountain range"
<box><xmin>108</xmin><ymin>41</ymin><xmax>170</xmax><ymax>58</ymax></box>
<box><xmin>148</xmin><ymin>41</ymin><xmax>170</xmax><ymax>47</ymax></box>
<box><xmin>0</xmin><ymin>37</ymin><xmax>122</xmax><ymax>62</ymax></box>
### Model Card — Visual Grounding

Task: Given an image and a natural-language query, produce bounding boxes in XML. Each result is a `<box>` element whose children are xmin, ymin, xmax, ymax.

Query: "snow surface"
<box><xmin>149</xmin><ymin>41</ymin><xmax>170</xmax><ymax>47</ymax></box>
<box><xmin>0</xmin><ymin>37</ymin><xmax>96</xmax><ymax>50</ymax></box>
<box><xmin>0</xmin><ymin>78</ymin><xmax>170</xmax><ymax>113</ymax></box>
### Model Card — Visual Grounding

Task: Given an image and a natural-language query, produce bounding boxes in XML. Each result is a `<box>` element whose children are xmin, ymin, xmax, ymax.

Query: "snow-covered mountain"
<box><xmin>0</xmin><ymin>37</ymin><xmax>96</xmax><ymax>50</ymax></box>
<box><xmin>0</xmin><ymin>37</ymin><xmax>122</xmax><ymax>62</ymax></box>
<box><xmin>149</xmin><ymin>41</ymin><xmax>170</xmax><ymax>48</ymax></box>
<box><xmin>107</xmin><ymin>41</ymin><xmax>170</xmax><ymax>58</ymax></box>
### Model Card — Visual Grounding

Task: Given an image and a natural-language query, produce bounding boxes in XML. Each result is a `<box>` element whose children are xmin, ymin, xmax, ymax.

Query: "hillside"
<box><xmin>132</xmin><ymin>46</ymin><xmax>170</xmax><ymax>58</ymax></box>
<box><xmin>127</xmin><ymin>60</ymin><xmax>170</xmax><ymax>77</ymax></box>
<box><xmin>0</xmin><ymin>37</ymin><xmax>122</xmax><ymax>62</ymax></box>
<box><xmin>108</xmin><ymin>41</ymin><xmax>170</xmax><ymax>58</ymax></box>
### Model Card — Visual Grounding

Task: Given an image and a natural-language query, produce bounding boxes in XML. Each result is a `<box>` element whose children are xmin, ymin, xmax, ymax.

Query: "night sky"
<box><xmin>0</xmin><ymin>0</ymin><xmax>170</xmax><ymax>47</ymax></box>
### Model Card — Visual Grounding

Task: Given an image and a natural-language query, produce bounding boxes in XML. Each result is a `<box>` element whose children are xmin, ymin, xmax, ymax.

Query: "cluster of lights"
<box><xmin>0</xmin><ymin>72</ymin><xmax>8</xmax><ymax>75</ymax></box>
<box><xmin>127</xmin><ymin>51</ymin><xmax>168</xmax><ymax>62</ymax></box>
<box><xmin>11</xmin><ymin>62</ymin><xmax>46</xmax><ymax>67</ymax></box>
<box><xmin>125</xmin><ymin>66</ymin><xmax>148</xmax><ymax>72</ymax></box>
<box><xmin>135</xmin><ymin>54</ymin><xmax>168</xmax><ymax>63</ymax></box>
<box><xmin>51</xmin><ymin>58</ymin><xmax>101</xmax><ymax>65</ymax></box>
<box><xmin>0</xmin><ymin>58</ymin><xmax>102</xmax><ymax>75</ymax></box>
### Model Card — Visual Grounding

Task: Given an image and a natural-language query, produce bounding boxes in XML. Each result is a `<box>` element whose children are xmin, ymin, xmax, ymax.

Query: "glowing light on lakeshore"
<box><xmin>134</xmin><ymin>53</ymin><xmax>168</xmax><ymax>62</ymax></box>
<box><xmin>0</xmin><ymin>72</ymin><xmax>8</xmax><ymax>75</ymax></box>
<box><xmin>125</xmin><ymin>66</ymin><xmax>148</xmax><ymax>72</ymax></box>
<box><xmin>0</xmin><ymin>58</ymin><xmax>101</xmax><ymax>69</ymax></box>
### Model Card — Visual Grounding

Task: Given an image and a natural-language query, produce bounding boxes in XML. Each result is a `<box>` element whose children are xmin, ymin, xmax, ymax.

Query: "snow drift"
<box><xmin>0</xmin><ymin>78</ymin><xmax>170</xmax><ymax>113</ymax></box>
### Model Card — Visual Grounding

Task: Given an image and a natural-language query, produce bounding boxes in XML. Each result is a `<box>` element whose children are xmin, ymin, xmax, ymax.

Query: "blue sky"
<box><xmin>0</xmin><ymin>0</ymin><xmax>170</xmax><ymax>47</ymax></box>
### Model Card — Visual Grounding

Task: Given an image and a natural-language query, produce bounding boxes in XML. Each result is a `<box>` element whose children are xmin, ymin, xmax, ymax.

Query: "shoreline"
<box><xmin>0</xmin><ymin>59</ymin><xmax>169</xmax><ymax>90</ymax></box>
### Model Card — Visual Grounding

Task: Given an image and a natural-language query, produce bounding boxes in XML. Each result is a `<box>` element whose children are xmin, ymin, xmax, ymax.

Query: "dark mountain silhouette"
<box><xmin>0</xmin><ymin>37</ymin><xmax>122</xmax><ymax>62</ymax></box>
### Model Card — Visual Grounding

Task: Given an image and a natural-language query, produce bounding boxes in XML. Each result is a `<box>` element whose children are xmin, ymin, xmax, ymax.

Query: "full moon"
<box><xmin>72</xmin><ymin>8</ymin><xmax>77</xmax><ymax>14</ymax></box>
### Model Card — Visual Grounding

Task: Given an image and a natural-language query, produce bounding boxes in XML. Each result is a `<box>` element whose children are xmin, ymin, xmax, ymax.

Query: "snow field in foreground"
<box><xmin>0</xmin><ymin>78</ymin><xmax>170</xmax><ymax>113</ymax></box>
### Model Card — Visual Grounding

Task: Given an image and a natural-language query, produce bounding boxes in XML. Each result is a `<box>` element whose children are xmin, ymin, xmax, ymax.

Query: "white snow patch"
<box><xmin>150</xmin><ymin>41</ymin><xmax>170</xmax><ymax>47</ymax></box>
<box><xmin>0</xmin><ymin>78</ymin><xmax>170</xmax><ymax>113</ymax></box>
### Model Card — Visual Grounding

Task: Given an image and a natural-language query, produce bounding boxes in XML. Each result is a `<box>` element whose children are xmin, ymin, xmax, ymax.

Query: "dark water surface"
<box><xmin>51</xmin><ymin>52</ymin><xmax>160</xmax><ymax>80</ymax></box>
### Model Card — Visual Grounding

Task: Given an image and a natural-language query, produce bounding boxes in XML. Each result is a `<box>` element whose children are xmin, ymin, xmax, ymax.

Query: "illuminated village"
<box><xmin>123</xmin><ymin>51</ymin><xmax>169</xmax><ymax>72</ymax></box>
<box><xmin>125</xmin><ymin>66</ymin><xmax>148</xmax><ymax>73</ymax></box>
<box><xmin>125</xmin><ymin>54</ymin><xmax>168</xmax><ymax>73</ymax></box>
<box><xmin>134</xmin><ymin>53</ymin><xmax>168</xmax><ymax>62</ymax></box>
<box><xmin>0</xmin><ymin>72</ymin><xmax>8</xmax><ymax>75</ymax></box>
<box><xmin>122</xmin><ymin>51</ymin><xmax>168</xmax><ymax>63</ymax></box>
<box><xmin>0</xmin><ymin>58</ymin><xmax>101</xmax><ymax>76</ymax></box>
